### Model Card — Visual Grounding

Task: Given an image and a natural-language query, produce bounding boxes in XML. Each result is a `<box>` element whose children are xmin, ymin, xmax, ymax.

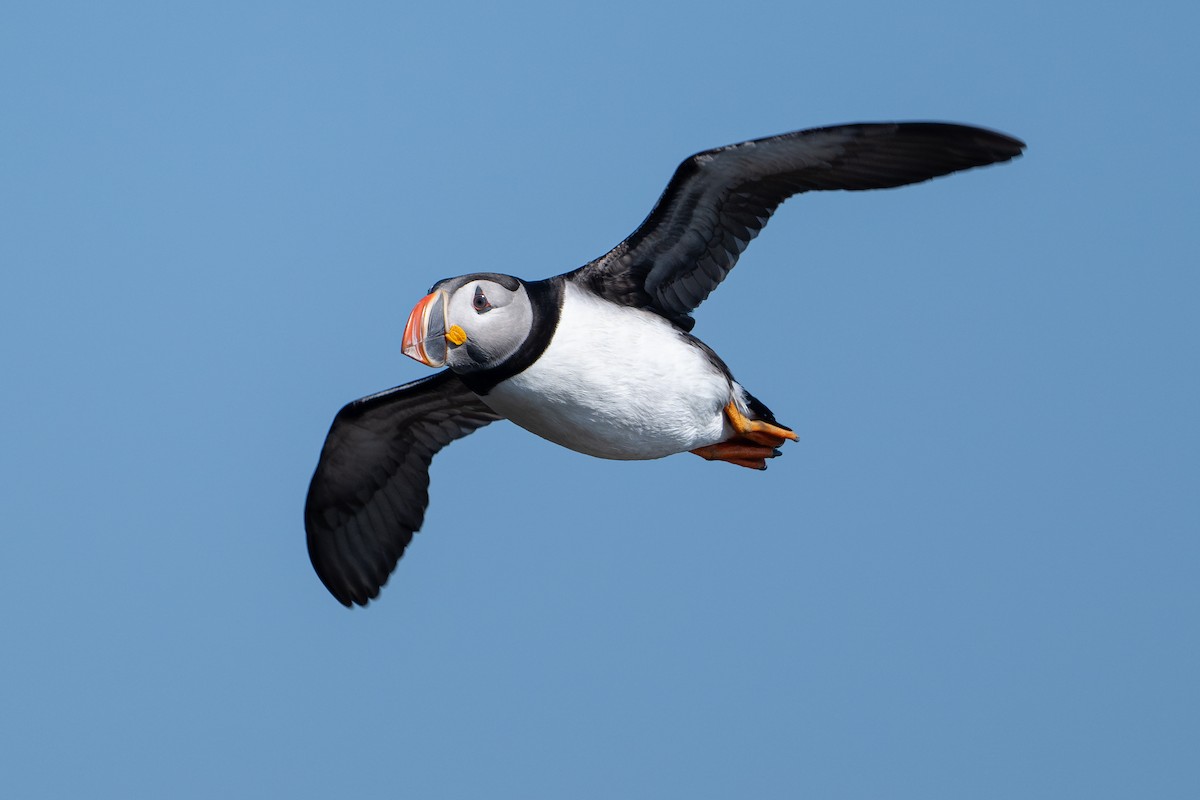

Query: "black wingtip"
<box><xmin>905</xmin><ymin>121</ymin><xmax>1024</xmax><ymax>147</ymax></box>
<box><xmin>967</xmin><ymin>125</ymin><xmax>1025</xmax><ymax>163</ymax></box>
<box><xmin>921</xmin><ymin>121</ymin><xmax>1026</xmax><ymax>165</ymax></box>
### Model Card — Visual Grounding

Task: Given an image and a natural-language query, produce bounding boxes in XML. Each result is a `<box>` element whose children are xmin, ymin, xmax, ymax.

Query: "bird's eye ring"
<box><xmin>472</xmin><ymin>286</ymin><xmax>492</xmax><ymax>313</ymax></box>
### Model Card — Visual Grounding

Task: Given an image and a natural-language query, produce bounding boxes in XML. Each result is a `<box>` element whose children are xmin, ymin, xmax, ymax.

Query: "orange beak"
<box><xmin>401</xmin><ymin>290</ymin><xmax>450</xmax><ymax>367</ymax></box>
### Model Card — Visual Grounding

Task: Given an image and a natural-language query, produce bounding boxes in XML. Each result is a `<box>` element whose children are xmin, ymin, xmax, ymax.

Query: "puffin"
<box><xmin>305</xmin><ymin>121</ymin><xmax>1025</xmax><ymax>607</ymax></box>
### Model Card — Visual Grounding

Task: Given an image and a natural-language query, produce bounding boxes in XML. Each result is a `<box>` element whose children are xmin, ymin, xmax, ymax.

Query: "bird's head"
<box><xmin>401</xmin><ymin>272</ymin><xmax>533</xmax><ymax>373</ymax></box>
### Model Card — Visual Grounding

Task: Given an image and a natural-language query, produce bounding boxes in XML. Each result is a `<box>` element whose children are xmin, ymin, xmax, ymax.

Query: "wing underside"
<box><xmin>567</xmin><ymin>122</ymin><xmax>1025</xmax><ymax>329</ymax></box>
<box><xmin>304</xmin><ymin>370</ymin><xmax>502</xmax><ymax>606</ymax></box>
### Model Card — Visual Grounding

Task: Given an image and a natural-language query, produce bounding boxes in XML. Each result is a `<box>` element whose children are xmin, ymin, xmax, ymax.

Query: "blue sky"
<box><xmin>2</xmin><ymin>2</ymin><xmax>1197</xmax><ymax>798</ymax></box>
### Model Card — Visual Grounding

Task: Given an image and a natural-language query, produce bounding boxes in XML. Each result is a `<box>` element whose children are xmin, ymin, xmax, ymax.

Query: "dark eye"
<box><xmin>472</xmin><ymin>286</ymin><xmax>492</xmax><ymax>313</ymax></box>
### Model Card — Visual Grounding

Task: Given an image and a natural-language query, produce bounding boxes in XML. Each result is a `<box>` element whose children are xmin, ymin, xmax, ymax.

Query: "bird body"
<box><xmin>305</xmin><ymin>121</ymin><xmax>1026</xmax><ymax>606</ymax></box>
<box><xmin>480</xmin><ymin>279</ymin><xmax>739</xmax><ymax>460</ymax></box>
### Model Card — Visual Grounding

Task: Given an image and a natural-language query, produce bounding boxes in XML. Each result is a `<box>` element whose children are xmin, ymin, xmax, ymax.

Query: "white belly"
<box><xmin>480</xmin><ymin>284</ymin><xmax>736</xmax><ymax>460</ymax></box>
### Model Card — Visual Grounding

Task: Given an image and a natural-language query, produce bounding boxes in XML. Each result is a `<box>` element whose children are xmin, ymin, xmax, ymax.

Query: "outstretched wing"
<box><xmin>566</xmin><ymin>122</ymin><xmax>1025</xmax><ymax>330</ymax></box>
<box><xmin>304</xmin><ymin>370</ymin><xmax>503</xmax><ymax>607</ymax></box>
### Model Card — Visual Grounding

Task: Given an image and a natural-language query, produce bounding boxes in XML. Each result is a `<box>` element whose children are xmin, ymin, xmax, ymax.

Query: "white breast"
<box><xmin>480</xmin><ymin>283</ymin><xmax>735</xmax><ymax>460</ymax></box>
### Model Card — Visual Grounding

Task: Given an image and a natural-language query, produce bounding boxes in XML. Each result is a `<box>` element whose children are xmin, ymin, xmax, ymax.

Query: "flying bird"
<box><xmin>305</xmin><ymin>121</ymin><xmax>1025</xmax><ymax>607</ymax></box>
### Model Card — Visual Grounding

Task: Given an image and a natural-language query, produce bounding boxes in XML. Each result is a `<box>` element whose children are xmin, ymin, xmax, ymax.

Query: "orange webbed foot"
<box><xmin>690</xmin><ymin>402</ymin><xmax>797</xmax><ymax>469</ymax></box>
<box><xmin>723</xmin><ymin>400</ymin><xmax>797</xmax><ymax>447</ymax></box>
<box><xmin>690</xmin><ymin>441</ymin><xmax>782</xmax><ymax>470</ymax></box>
